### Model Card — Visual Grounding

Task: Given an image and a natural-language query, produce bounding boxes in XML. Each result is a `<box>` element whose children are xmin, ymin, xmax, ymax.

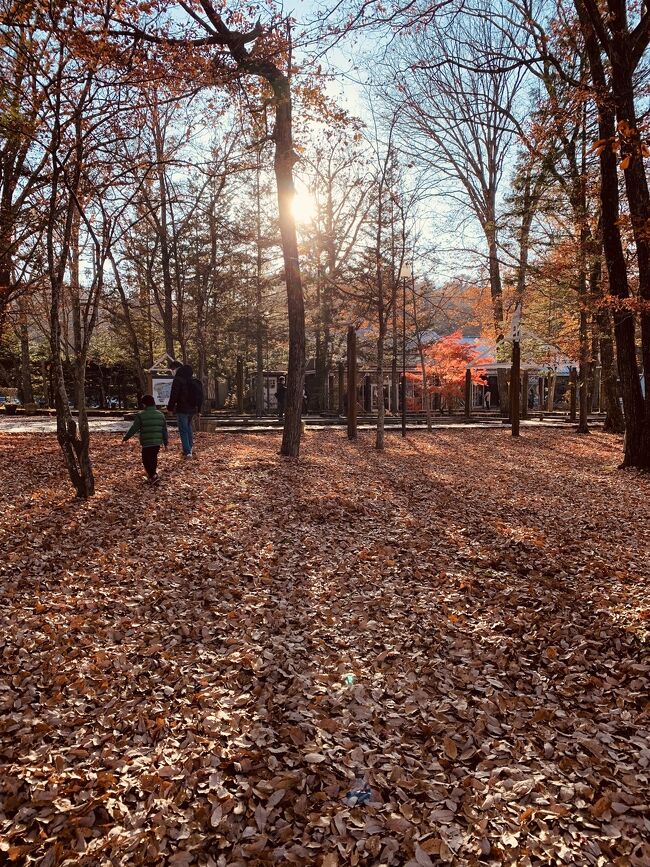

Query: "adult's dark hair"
<box><xmin>175</xmin><ymin>363</ymin><xmax>193</xmax><ymax>381</ymax></box>
<box><xmin>141</xmin><ymin>394</ymin><xmax>155</xmax><ymax>407</ymax></box>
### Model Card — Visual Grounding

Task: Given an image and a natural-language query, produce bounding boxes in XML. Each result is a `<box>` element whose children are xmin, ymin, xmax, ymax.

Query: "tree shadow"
<box><xmin>1</xmin><ymin>429</ymin><xmax>648</xmax><ymax>865</ymax></box>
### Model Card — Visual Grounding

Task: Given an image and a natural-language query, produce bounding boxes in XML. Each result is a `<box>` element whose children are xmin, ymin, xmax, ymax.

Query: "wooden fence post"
<box><xmin>236</xmin><ymin>356</ymin><xmax>244</xmax><ymax>414</ymax></box>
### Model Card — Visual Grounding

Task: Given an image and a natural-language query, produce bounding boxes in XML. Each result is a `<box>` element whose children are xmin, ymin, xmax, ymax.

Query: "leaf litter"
<box><xmin>0</xmin><ymin>428</ymin><xmax>648</xmax><ymax>866</ymax></box>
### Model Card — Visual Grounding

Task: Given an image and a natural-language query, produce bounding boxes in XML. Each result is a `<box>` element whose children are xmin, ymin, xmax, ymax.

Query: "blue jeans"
<box><xmin>177</xmin><ymin>413</ymin><xmax>194</xmax><ymax>455</ymax></box>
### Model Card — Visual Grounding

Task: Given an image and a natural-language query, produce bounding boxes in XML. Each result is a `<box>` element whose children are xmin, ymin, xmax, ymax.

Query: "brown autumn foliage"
<box><xmin>0</xmin><ymin>429</ymin><xmax>648</xmax><ymax>866</ymax></box>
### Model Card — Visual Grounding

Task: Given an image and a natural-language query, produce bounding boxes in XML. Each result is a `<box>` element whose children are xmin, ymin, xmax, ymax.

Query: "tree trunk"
<box><xmin>255</xmin><ymin>150</ymin><xmax>265</xmax><ymax>417</ymax></box>
<box><xmin>485</xmin><ymin>222</ymin><xmax>508</xmax><ymax>412</ymax></box>
<box><xmin>152</xmin><ymin>102</ymin><xmax>175</xmax><ymax>359</ymax></box>
<box><xmin>610</xmin><ymin>33</ymin><xmax>650</xmax><ymax>448</ymax></box>
<box><xmin>49</xmin><ymin>230</ymin><xmax>95</xmax><ymax>498</ymax></box>
<box><xmin>255</xmin><ymin>317</ymin><xmax>264</xmax><ymax>416</ymax></box>
<box><xmin>376</xmin><ymin>330</ymin><xmax>385</xmax><ymax>450</ymax></box>
<box><xmin>314</xmin><ymin>283</ymin><xmax>327</xmax><ymax>414</ymax></box>
<box><xmin>577</xmin><ymin>295</ymin><xmax>590</xmax><ymax>433</ymax></box>
<box><xmin>497</xmin><ymin>367</ymin><xmax>509</xmax><ymax>415</ymax></box>
<box><xmin>588</xmin><ymin>321</ymin><xmax>599</xmax><ymax>411</ymax></box>
<box><xmin>347</xmin><ymin>326</ymin><xmax>357</xmax><ymax>439</ymax></box>
<box><xmin>109</xmin><ymin>253</ymin><xmax>147</xmax><ymax>394</ymax></box>
<box><xmin>236</xmin><ymin>355</ymin><xmax>244</xmax><ymax>413</ymax></box>
<box><xmin>273</xmin><ymin>91</ymin><xmax>305</xmax><ymax>457</ymax></box>
<box><xmin>0</xmin><ymin>212</ymin><xmax>13</xmax><ymax>343</ymax></box>
<box><xmin>511</xmin><ymin>340</ymin><xmax>520</xmax><ymax>437</ymax></box>
<box><xmin>391</xmin><ymin>273</ymin><xmax>398</xmax><ymax>412</ymax></box>
<box><xmin>140</xmin><ymin>16</ymin><xmax>309</xmax><ymax>454</ymax></box>
<box><xmin>314</xmin><ymin>273</ymin><xmax>332</xmax><ymax>414</ymax></box>
<box><xmin>41</xmin><ymin>360</ymin><xmax>50</xmax><ymax>408</ymax></box>
<box><xmin>50</xmin><ymin>352</ymin><xmax>94</xmax><ymax>496</ymax></box>
<box><xmin>19</xmin><ymin>300</ymin><xmax>33</xmax><ymax>405</ymax></box>
<box><xmin>589</xmin><ymin>224</ymin><xmax>625</xmax><ymax>433</ymax></box>
<box><xmin>598</xmin><ymin>312</ymin><xmax>625</xmax><ymax>434</ymax></box>
<box><xmin>46</xmin><ymin>62</ymin><xmax>98</xmax><ymax>499</ymax></box>
<box><xmin>546</xmin><ymin>372</ymin><xmax>556</xmax><ymax>412</ymax></box>
<box><xmin>226</xmin><ymin>46</ymin><xmax>306</xmax><ymax>452</ymax></box>
<box><xmin>576</xmin><ymin>119</ymin><xmax>591</xmax><ymax>435</ymax></box>
<box><xmin>65</xmin><ymin>202</ymin><xmax>94</xmax><ymax>495</ymax></box>
<box><xmin>576</xmin><ymin>1</ymin><xmax>648</xmax><ymax>465</ymax></box>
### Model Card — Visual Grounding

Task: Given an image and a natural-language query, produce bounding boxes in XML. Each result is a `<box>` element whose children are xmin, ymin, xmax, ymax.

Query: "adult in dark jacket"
<box><xmin>192</xmin><ymin>377</ymin><xmax>204</xmax><ymax>413</ymax></box>
<box><xmin>167</xmin><ymin>363</ymin><xmax>201</xmax><ymax>457</ymax></box>
<box><xmin>191</xmin><ymin>375</ymin><xmax>204</xmax><ymax>433</ymax></box>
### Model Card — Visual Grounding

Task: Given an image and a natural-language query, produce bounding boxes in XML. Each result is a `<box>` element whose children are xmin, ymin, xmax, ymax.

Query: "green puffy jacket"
<box><xmin>123</xmin><ymin>405</ymin><xmax>169</xmax><ymax>447</ymax></box>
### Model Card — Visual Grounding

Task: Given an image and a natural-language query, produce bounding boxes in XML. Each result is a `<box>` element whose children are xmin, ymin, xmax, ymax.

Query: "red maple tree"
<box><xmin>422</xmin><ymin>331</ymin><xmax>489</xmax><ymax>408</ymax></box>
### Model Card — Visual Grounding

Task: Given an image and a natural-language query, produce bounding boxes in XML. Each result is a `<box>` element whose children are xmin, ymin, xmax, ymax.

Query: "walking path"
<box><xmin>0</xmin><ymin>417</ymin><xmax>130</xmax><ymax>433</ymax></box>
<box><xmin>0</xmin><ymin>414</ymin><xmax>603</xmax><ymax>435</ymax></box>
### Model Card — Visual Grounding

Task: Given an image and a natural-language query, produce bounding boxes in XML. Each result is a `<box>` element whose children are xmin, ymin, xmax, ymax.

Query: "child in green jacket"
<box><xmin>123</xmin><ymin>395</ymin><xmax>168</xmax><ymax>483</ymax></box>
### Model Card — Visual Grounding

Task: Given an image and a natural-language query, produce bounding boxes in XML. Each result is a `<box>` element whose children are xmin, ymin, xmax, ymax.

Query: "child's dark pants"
<box><xmin>141</xmin><ymin>446</ymin><xmax>160</xmax><ymax>478</ymax></box>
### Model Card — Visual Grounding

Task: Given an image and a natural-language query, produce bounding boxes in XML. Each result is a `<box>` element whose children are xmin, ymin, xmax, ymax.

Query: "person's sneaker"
<box><xmin>151</xmin><ymin>473</ymin><xmax>160</xmax><ymax>484</ymax></box>
<box><xmin>183</xmin><ymin>452</ymin><xmax>192</xmax><ymax>459</ymax></box>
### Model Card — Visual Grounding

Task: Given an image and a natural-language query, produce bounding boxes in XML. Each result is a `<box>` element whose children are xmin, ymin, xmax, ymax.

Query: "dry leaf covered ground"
<box><xmin>1</xmin><ymin>428</ymin><xmax>649</xmax><ymax>867</ymax></box>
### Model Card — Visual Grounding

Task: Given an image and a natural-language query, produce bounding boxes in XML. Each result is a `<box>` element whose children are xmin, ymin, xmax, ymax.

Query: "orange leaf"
<box><xmin>519</xmin><ymin>806</ymin><xmax>535</xmax><ymax>825</ymax></box>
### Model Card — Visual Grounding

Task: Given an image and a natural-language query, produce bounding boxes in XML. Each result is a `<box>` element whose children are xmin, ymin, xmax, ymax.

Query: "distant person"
<box><xmin>484</xmin><ymin>389</ymin><xmax>491</xmax><ymax>410</ymax></box>
<box><xmin>122</xmin><ymin>394</ymin><xmax>168</xmax><ymax>484</ymax></box>
<box><xmin>275</xmin><ymin>375</ymin><xmax>287</xmax><ymax>420</ymax></box>
<box><xmin>302</xmin><ymin>386</ymin><xmax>308</xmax><ymax>415</ymax></box>
<box><xmin>167</xmin><ymin>362</ymin><xmax>201</xmax><ymax>458</ymax></box>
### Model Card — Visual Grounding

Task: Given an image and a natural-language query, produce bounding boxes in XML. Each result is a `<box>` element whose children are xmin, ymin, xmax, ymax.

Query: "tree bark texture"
<box><xmin>376</xmin><ymin>329</ymin><xmax>385</xmax><ymax>450</ymax></box>
<box><xmin>569</xmin><ymin>367</ymin><xmax>577</xmax><ymax>423</ymax></box>
<box><xmin>46</xmin><ymin>69</ymin><xmax>95</xmax><ymax>498</ymax></box>
<box><xmin>511</xmin><ymin>341</ymin><xmax>520</xmax><ymax>437</ymax></box>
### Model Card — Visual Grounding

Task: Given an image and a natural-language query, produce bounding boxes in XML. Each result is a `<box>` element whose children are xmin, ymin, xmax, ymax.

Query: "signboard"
<box><xmin>151</xmin><ymin>376</ymin><xmax>174</xmax><ymax>407</ymax></box>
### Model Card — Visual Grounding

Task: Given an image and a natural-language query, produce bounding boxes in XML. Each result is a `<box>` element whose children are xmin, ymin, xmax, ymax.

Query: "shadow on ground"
<box><xmin>0</xmin><ymin>428</ymin><xmax>648</xmax><ymax>866</ymax></box>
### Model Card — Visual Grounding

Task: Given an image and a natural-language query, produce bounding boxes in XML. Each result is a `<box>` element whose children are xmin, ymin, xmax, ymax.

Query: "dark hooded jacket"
<box><xmin>167</xmin><ymin>364</ymin><xmax>201</xmax><ymax>414</ymax></box>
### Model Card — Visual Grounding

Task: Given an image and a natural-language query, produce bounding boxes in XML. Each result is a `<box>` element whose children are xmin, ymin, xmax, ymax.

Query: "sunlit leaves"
<box><xmin>0</xmin><ymin>428</ymin><xmax>648</xmax><ymax>864</ymax></box>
